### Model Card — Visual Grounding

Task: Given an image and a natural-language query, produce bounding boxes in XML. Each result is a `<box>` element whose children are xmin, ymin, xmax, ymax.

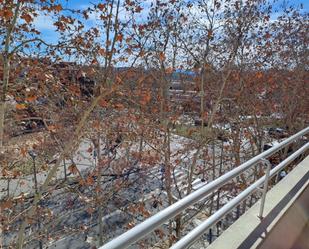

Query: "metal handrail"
<box><xmin>99</xmin><ymin>126</ymin><xmax>309</xmax><ymax>249</ymax></box>
<box><xmin>171</xmin><ymin>142</ymin><xmax>309</xmax><ymax>249</ymax></box>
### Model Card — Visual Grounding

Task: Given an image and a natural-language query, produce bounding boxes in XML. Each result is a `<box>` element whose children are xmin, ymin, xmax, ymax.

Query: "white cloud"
<box><xmin>33</xmin><ymin>12</ymin><xmax>56</xmax><ymax>31</ymax></box>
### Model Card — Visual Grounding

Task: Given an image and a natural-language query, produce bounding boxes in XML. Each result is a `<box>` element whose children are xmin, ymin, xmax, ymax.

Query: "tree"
<box><xmin>1</xmin><ymin>0</ymin><xmax>308</xmax><ymax>248</ymax></box>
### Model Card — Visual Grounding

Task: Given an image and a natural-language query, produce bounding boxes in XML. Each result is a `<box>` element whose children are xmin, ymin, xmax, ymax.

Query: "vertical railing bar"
<box><xmin>170</xmin><ymin>143</ymin><xmax>309</xmax><ymax>249</ymax></box>
<box><xmin>99</xmin><ymin>127</ymin><xmax>309</xmax><ymax>249</ymax></box>
<box><xmin>258</xmin><ymin>159</ymin><xmax>272</xmax><ymax>219</ymax></box>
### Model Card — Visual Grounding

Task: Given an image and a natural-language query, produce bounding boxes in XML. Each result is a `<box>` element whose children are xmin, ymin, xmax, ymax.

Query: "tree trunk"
<box><xmin>175</xmin><ymin>214</ymin><xmax>182</xmax><ymax>241</ymax></box>
<box><xmin>0</xmin><ymin>1</ymin><xmax>21</xmax><ymax>149</ymax></box>
<box><xmin>209</xmin><ymin>140</ymin><xmax>216</xmax><ymax>215</ymax></box>
<box><xmin>200</xmin><ymin>67</ymin><xmax>205</xmax><ymax>133</ymax></box>
<box><xmin>164</xmin><ymin>128</ymin><xmax>174</xmax><ymax>246</ymax></box>
<box><xmin>97</xmin><ymin>135</ymin><xmax>104</xmax><ymax>246</ymax></box>
<box><xmin>216</xmin><ymin>141</ymin><xmax>224</xmax><ymax>211</ymax></box>
<box><xmin>0</xmin><ymin>57</ymin><xmax>10</xmax><ymax>148</ymax></box>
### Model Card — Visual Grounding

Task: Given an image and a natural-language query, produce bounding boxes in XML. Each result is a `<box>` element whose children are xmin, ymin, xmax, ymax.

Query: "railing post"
<box><xmin>258</xmin><ymin>159</ymin><xmax>272</xmax><ymax>219</ymax></box>
<box><xmin>99</xmin><ymin>127</ymin><xmax>309</xmax><ymax>249</ymax></box>
<box><xmin>208</xmin><ymin>228</ymin><xmax>213</xmax><ymax>244</ymax></box>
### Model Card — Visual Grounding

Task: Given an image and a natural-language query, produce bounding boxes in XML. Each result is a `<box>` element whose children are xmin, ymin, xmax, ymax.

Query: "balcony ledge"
<box><xmin>207</xmin><ymin>155</ymin><xmax>309</xmax><ymax>249</ymax></box>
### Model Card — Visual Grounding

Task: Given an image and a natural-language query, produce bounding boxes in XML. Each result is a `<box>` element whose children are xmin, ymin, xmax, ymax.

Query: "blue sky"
<box><xmin>272</xmin><ymin>0</ymin><xmax>309</xmax><ymax>12</ymax></box>
<box><xmin>33</xmin><ymin>0</ymin><xmax>153</xmax><ymax>44</ymax></box>
<box><xmin>34</xmin><ymin>0</ymin><xmax>308</xmax><ymax>45</ymax></box>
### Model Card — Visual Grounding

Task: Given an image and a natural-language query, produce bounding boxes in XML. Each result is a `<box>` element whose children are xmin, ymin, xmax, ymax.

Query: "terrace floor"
<box><xmin>291</xmin><ymin>223</ymin><xmax>309</xmax><ymax>249</ymax></box>
<box><xmin>207</xmin><ymin>155</ymin><xmax>309</xmax><ymax>249</ymax></box>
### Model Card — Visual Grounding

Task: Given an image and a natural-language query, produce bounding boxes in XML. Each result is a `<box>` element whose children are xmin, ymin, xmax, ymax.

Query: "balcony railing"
<box><xmin>99</xmin><ymin>126</ymin><xmax>309</xmax><ymax>249</ymax></box>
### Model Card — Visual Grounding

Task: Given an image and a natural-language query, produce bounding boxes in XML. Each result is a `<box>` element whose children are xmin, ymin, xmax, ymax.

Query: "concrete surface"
<box><xmin>206</xmin><ymin>155</ymin><xmax>309</xmax><ymax>249</ymax></box>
